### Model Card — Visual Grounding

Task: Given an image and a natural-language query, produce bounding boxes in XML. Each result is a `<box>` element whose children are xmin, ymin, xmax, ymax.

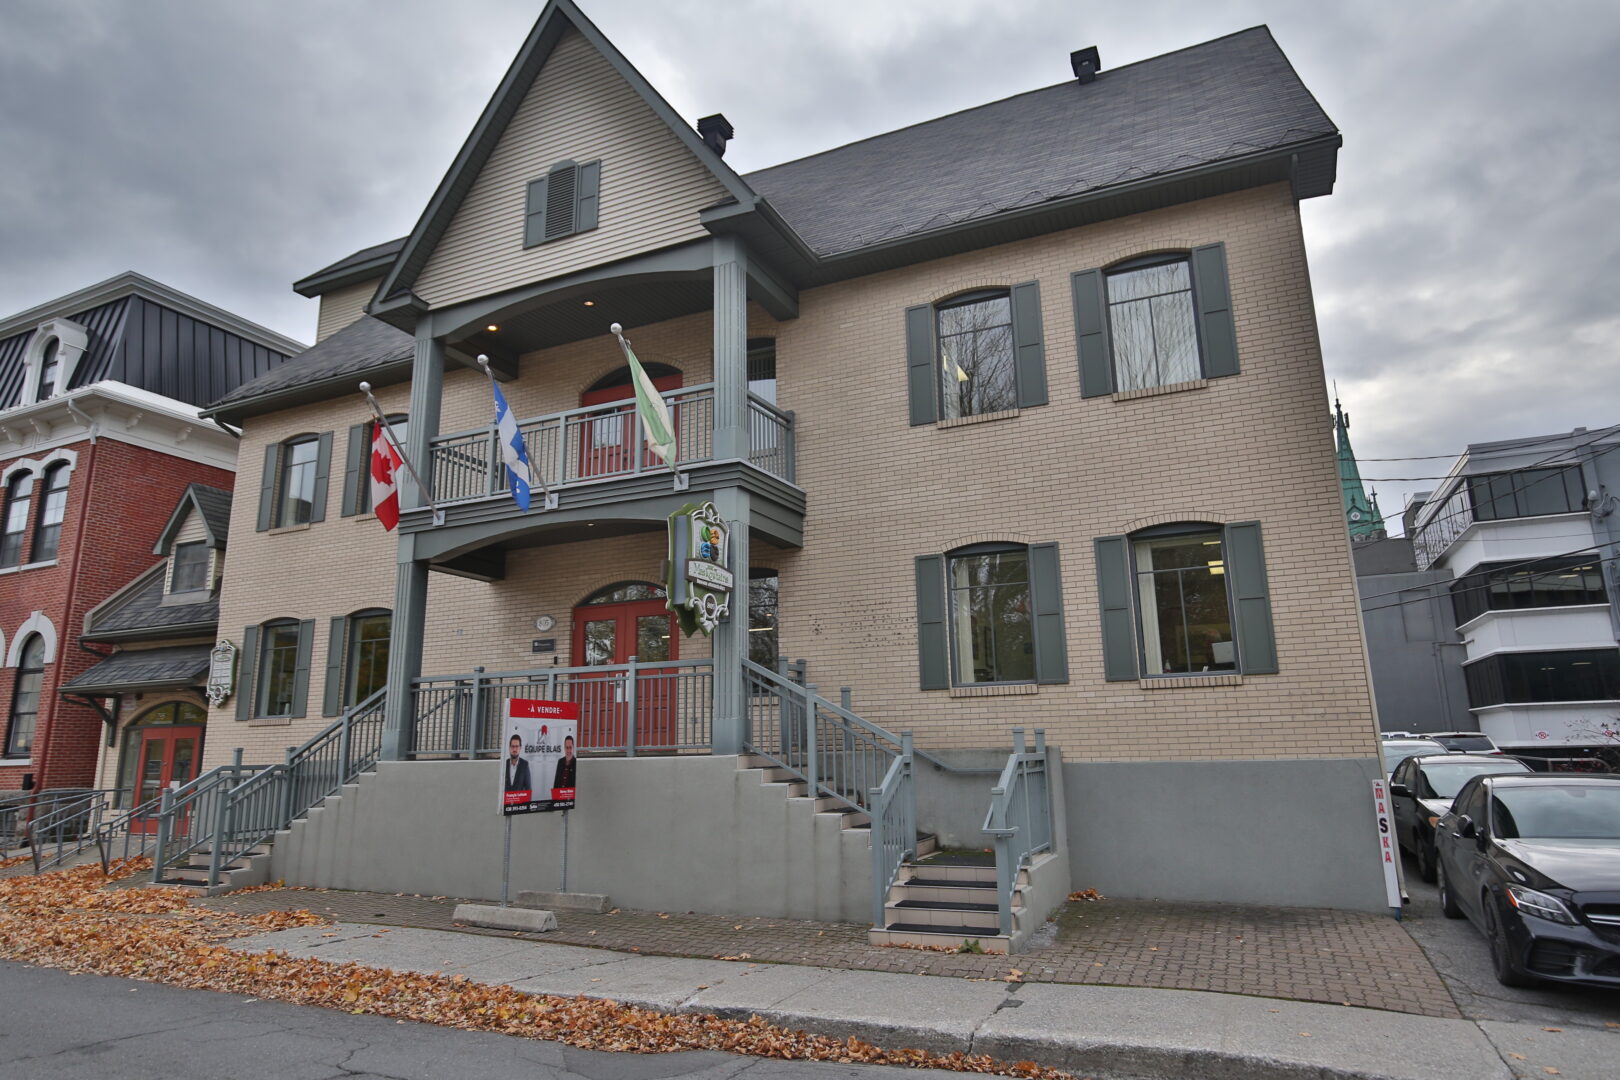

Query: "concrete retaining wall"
<box><xmin>1061</xmin><ymin>757</ymin><xmax>1390</xmax><ymax>912</ymax></box>
<box><xmin>913</xmin><ymin>749</ymin><xmax>1004</xmax><ymax>849</ymax></box>
<box><xmin>270</xmin><ymin>755</ymin><xmax>872</xmax><ymax>923</ymax></box>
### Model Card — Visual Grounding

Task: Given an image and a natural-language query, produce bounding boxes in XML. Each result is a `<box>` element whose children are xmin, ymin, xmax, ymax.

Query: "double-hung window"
<box><xmin>169</xmin><ymin>541</ymin><xmax>211</xmax><ymax>593</ymax></box>
<box><xmin>906</xmin><ymin>282</ymin><xmax>1048</xmax><ymax>425</ymax></box>
<box><xmin>36</xmin><ymin>339</ymin><xmax>60</xmax><ymax>400</ymax></box>
<box><xmin>258</xmin><ymin>433</ymin><xmax>332</xmax><ymax>531</ymax></box>
<box><xmin>30</xmin><ymin>463</ymin><xmax>69</xmax><ymax>564</ymax></box>
<box><xmin>914</xmin><ymin>542</ymin><xmax>1068</xmax><ymax>689</ymax></box>
<box><xmin>0</xmin><ymin>472</ymin><xmax>34</xmax><ymax>568</ymax></box>
<box><xmin>236</xmin><ymin>619</ymin><xmax>314</xmax><ymax>721</ymax></box>
<box><xmin>346</xmin><ymin>611</ymin><xmax>391</xmax><ymax>707</ymax></box>
<box><xmin>6</xmin><ymin>635</ymin><xmax>44</xmax><ymax>757</ymax></box>
<box><xmin>258</xmin><ymin>621</ymin><xmax>302</xmax><ymax>718</ymax></box>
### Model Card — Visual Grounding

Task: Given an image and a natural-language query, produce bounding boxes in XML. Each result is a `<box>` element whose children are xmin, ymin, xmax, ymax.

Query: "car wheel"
<box><xmin>1437</xmin><ymin>860</ymin><xmax>1463</xmax><ymax>919</ymax></box>
<box><xmin>1484</xmin><ymin>892</ymin><xmax>1538</xmax><ymax>988</ymax></box>
<box><xmin>1416</xmin><ymin>834</ymin><xmax>1437</xmax><ymax>884</ymax></box>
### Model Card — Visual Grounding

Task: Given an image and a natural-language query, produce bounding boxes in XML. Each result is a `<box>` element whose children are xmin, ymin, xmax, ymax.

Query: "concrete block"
<box><xmin>452</xmin><ymin>904</ymin><xmax>558</xmax><ymax>933</ymax></box>
<box><xmin>512</xmin><ymin>890</ymin><xmax>611</xmax><ymax>913</ymax></box>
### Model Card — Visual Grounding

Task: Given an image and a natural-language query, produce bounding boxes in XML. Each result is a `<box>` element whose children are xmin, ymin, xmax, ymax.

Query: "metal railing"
<box><xmin>868</xmin><ymin>733</ymin><xmax>916</xmax><ymax>928</ymax></box>
<box><xmin>411</xmin><ymin>660</ymin><xmax>714</xmax><ymax>758</ymax></box>
<box><xmin>2</xmin><ymin>788</ymin><xmax>115</xmax><ymax>852</ymax></box>
<box><xmin>431</xmin><ymin>385</ymin><xmax>719</xmax><ymax>504</ymax></box>
<box><xmin>1412</xmin><ymin>483</ymin><xmax>1472</xmax><ymax>569</ymax></box>
<box><xmin>746</xmin><ymin>393</ymin><xmax>795</xmax><ymax>483</ymax></box>
<box><xmin>149</xmin><ymin>691</ymin><xmax>388</xmax><ymax>889</ymax></box>
<box><xmin>982</xmin><ymin>728</ymin><xmax>1053</xmax><ymax>936</ymax></box>
<box><xmin>22</xmin><ymin>789</ymin><xmax>130</xmax><ymax>873</ymax></box>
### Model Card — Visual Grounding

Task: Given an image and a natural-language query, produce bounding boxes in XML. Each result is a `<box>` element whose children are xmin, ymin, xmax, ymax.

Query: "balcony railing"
<box><xmin>410</xmin><ymin>659</ymin><xmax>714</xmax><ymax>758</ymax></box>
<box><xmin>428</xmin><ymin>386</ymin><xmax>796</xmax><ymax>508</ymax></box>
<box><xmin>1412</xmin><ymin>484</ymin><xmax>1473</xmax><ymax>569</ymax></box>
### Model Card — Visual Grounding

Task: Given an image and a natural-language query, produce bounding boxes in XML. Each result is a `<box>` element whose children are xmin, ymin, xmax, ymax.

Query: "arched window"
<box><xmin>1105</xmin><ymin>254</ymin><xmax>1200</xmax><ymax>391</ymax></box>
<box><xmin>935</xmin><ymin>290</ymin><xmax>1015</xmax><ymax>420</ymax></box>
<box><xmin>346</xmin><ymin>609</ymin><xmax>391</xmax><ymax>706</ymax></box>
<box><xmin>0</xmin><ymin>471</ymin><xmax>35</xmax><ymax>568</ymax></box>
<box><xmin>7</xmin><ymin>634</ymin><xmax>45</xmax><ymax>758</ymax></box>
<box><xmin>277</xmin><ymin>435</ymin><xmax>320</xmax><ymax>527</ymax></box>
<box><xmin>1129</xmin><ymin>523</ymin><xmax>1236</xmax><ymax>676</ymax></box>
<box><xmin>580</xmin><ymin>581</ymin><xmax>666</xmax><ymax>605</ymax></box>
<box><xmin>946</xmin><ymin>543</ymin><xmax>1034</xmax><ymax>685</ymax></box>
<box><xmin>257</xmin><ymin>619</ymin><xmax>303</xmax><ymax>717</ymax></box>
<box><xmin>36</xmin><ymin>338</ymin><xmax>61</xmax><ymax>400</ymax></box>
<box><xmin>30</xmin><ymin>462</ymin><xmax>70</xmax><ymax>563</ymax></box>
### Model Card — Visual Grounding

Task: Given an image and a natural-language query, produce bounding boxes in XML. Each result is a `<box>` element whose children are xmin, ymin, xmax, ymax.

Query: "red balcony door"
<box><xmin>577</xmin><ymin>374</ymin><xmax>681</xmax><ymax>479</ymax></box>
<box><xmin>571</xmin><ymin>590</ymin><xmax>678</xmax><ymax>750</ymax></box>
<box><xmin>131</xmin><ymin>724</ymin><xmax>203</xmax><ymax>834</ymax></box>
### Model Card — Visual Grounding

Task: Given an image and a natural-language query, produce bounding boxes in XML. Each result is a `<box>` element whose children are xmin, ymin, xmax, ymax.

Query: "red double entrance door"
<box><xmin>571</xmin><ymin>597</ymin><xmax>678</xmax><ymax>750</ymax></box>
<box><xmin>131</xmin><ymin>726</ymin><xmax>203</xmax><ymax>834</ymax></box>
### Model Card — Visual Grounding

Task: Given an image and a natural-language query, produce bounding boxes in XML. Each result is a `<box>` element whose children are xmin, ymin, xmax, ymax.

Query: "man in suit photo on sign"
<box><xmin>552</xmin><ymin>734</ymin><xmax>577</xmax><ymax>791</ymax></box>
<box><xmin>505</xmin><ymin>733</ymin><xmax>532</xmax><ymax>793</ymax></box>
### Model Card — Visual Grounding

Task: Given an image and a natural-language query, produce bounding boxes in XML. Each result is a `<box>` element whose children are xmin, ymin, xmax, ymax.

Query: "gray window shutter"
<box><xmin>290</xmin><ymin>619</ymin><xmax>316</xmax><ymax>719</ymax></box>
<box><xmin>1191</xmin><ymin>243</ymin><xmax>1240</xmax><ymax>378</ymax></box>
<box><xmin>914</xmin><ymin>555</ymin><xmax>949</xmax><ymax>689</ymax></box>
<box><xmin>1072</xmin><ymin>268</ymin><xmax>1114</xmax><ymax>398</ymax></box>
<box><xmin>323</xmin><ymin>616</ymin><xmax>348</xmax><ymax>717</ymax></box>
<box><xmin>1224</xmin><ymin>520</ymin><xmax>1277</xmax><ymax>674</ymax></box>
<box><xmin>545</xmin><ymin>163</ymin><xmax>578</xmax><ymax>239</ymax></box>
<box><xmin>308</xmin><ymin>431</ymin><xmax>333</xmax><ymax>524</ymax></box>
<box><xmin>235</xmin><ymin>625</ymin><xmax>259</xmax><ymax>722</ymax></box>
<box><xmin>1093</xmin><ymin>536</ymin><xmax>1137</xmax><ymax>681</ymax></box>
<box><xmin>340</xmin><ymin>424</ymin><xmax>366</xmax><ymax>518</ymax></box>
<box><xmin>575</xmin><ymin>160</ymin><xmax>600</xmax><ymax>233</ymax></box>
<box><xmin>256</xmin><ymin>445</ymin><xmax>278</xmax><ymax>532</ymax></box>
<box><xmin>1029</xmin><ymin>542</ymin><xmax>1068</xmax><ymax>684</ymax></box>
<box><xmin>1010</xmin><ymin>280</ymin><xmax>1048</xmax><ymax>408</ymax></box>
<box><xmin>524</xmin><ymin>177</ymin><xmax>547</xmax><ymax>247</ymax></box>
<box><xmin>905</xmin><ymin>304</ymin><xmax>936</xmax><ymax>426</ymax></box>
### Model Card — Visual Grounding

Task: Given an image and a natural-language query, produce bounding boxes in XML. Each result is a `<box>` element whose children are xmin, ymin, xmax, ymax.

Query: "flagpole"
<box><xmin>357</xmin><ymin>381</ymin><xmax>445</xmax><ymax>527</ymax></box>
<box><xmin>609</xmin><ymin>322</ymin><xmax>682</xmax><ymax>489</ymax></box>
<box><xmin>475</xmin><ymin>356</ymin><xmax>550</xmax><ymax>503</ymax></box>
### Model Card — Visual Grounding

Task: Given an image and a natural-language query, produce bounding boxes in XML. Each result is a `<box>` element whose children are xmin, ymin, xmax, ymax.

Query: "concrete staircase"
<box><xmin>149</xmin><ymin>845</ymin><xmax>273</xmax><ymax>894</ymax></box>
<box><xmin>867</xmin><ymin>854</ymin><xmax>1016</xmax><ymax>954</ymax></box>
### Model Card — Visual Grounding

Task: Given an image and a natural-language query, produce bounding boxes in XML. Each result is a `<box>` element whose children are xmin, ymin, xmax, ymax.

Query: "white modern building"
<box><xmin>1411</xmin><ymin>424</ymin><xmax>1620</xmax><ymax>756</ymax></box>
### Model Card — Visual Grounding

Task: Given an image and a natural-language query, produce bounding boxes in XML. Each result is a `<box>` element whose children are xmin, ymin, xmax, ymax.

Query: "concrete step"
<box><xmin>915</xmin><ymin>833</ymin><xmax>939</xmax><ymax>858</ymax></box>
<box><xmin>892</xmin><ymin>880</ymin><xmax>997</xmax><ymax>905</ymax></box>
<box><xmin>867</xmin><ymin>925</ymin><xmax>1010</xmax><ymax>954</ymax></box>
<box><xmin>884</xmin><ymin>901</ymin><xmax>1002</xmax><ymax>932</ymax></box>
<box><xmin>900</xmin><ymin>862</ymin><xmax>996</xmax><ymax>885</ymax></box>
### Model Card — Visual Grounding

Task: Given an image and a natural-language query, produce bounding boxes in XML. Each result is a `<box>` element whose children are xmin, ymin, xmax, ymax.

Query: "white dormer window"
<box><xmin>169</xmin><ymin>541</ymin><xmax>212</xmax><ymax>594</ymax></box>
<box><xmin>20</xmin><ymin>318</ymin><xmax>89</xmax><ymax>406</ymax></box>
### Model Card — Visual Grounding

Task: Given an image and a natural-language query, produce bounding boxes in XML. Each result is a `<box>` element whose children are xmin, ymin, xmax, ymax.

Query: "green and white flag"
<box><xmin>611</xmin><ymin>322</ymin><xmax>677</xmax><ymax>469</ymax></box>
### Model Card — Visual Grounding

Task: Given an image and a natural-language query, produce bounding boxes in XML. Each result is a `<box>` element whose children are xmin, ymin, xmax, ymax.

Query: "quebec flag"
<box><xmin>492</xmin><ymin>381</ymin><xmax>533</xmax><ymax>512</ymax></box>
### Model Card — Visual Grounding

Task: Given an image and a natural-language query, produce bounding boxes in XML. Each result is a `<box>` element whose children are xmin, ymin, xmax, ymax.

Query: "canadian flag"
<box><xmin>369</xmin><ymin>422</ymin><xmax>404</xmax><ymax>531</ymax></box>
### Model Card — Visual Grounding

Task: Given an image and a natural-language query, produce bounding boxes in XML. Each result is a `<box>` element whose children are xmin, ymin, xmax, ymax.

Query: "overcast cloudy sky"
<box><xmin>2</xmin><ymin>0</ymin><xmax>1616</xmax><ymax>528</ymax></box>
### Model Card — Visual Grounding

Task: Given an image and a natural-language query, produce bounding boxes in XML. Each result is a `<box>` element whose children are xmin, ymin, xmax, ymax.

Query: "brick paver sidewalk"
<box><xmin>203</xmin><ymin>888</ymin><xmax>1459</xmax><ymax>1020</ymax></box>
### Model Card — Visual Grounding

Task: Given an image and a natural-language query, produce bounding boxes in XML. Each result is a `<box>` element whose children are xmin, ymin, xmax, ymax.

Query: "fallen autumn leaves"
<box><xmin>0</xmin><ymin>861</ymin><xmax>1067</xmax><ymax>1077</ymax></box>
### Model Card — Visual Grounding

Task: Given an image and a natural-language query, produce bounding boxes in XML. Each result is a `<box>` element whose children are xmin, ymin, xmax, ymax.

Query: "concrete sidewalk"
<box><xmin>228</xmin><ymin>922</ymin><xmax>1616</xmax><ymax>1080</ymax></box>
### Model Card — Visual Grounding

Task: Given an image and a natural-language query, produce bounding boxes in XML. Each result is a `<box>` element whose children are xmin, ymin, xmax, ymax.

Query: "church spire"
<box><xmin>1335</xmin><ymin>396</ymin><xmax>1386</xmax><ymax>541</ymax></box>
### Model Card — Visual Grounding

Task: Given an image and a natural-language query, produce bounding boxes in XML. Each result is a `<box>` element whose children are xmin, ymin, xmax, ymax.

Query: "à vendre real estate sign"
<box><xmin>499</xmin><ymin>698</ymin><xmax>578</xmax><ymax>815</ymax></box>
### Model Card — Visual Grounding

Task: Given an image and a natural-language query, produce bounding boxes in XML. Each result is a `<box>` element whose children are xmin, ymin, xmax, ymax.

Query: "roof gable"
<box><xmin>154</xmin><ymin>484</ymin><xmax>233</xmax><ymax>555</ymax></box>
<box><xmin>376</xmin><ymin>0</ymin><xmax>756</xmax><ymax>311</ymax></box>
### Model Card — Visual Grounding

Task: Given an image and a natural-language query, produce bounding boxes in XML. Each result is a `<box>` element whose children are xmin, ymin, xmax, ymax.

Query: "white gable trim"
<box><xmin>7</xmin><ymin>611</ymin><xmax>58</xmax><ymax>667</ymax></box>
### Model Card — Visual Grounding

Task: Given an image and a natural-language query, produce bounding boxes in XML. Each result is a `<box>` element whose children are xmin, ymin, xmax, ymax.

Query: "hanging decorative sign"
<box><xmin>205</xmin><ymin>640</ymin><xmax>237</xmax><ymax>707</ymax></box>
<box><xmin>666</xmin><ymin>501</ymin><xmax>733</xmax><ymax>636</ymax></box>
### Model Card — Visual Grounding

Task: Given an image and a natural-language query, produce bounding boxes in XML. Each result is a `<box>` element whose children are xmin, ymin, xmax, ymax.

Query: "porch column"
<box><xmin>712</xmin><ymin>236</ymin><xmax>750</xmax><ymax>461</ymax></box>
<box><xmin>710</xmin><ymin>485</ymin><xmax>752</xmax><ymax>755</ymax></box>
<box><xmin>381</xmin><ymin>330</ymin><xmax>444</xmax><ymax>761</ymax></box>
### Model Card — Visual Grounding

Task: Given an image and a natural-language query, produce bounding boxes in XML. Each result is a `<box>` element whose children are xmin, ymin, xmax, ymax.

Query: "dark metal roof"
<box><xmin>204</xmin><ymin>314</ymin><xmax>415</xmax><ymax>423</ymax></box>
<box><xmin>84</xmin><ymin>564</ymin><xmax>218</xmax><ymax>642</ymax></box>
<box><xmin>293</xmin><ymin>237</ymin><xmax>407</xmax><ymax>298</ymax></box>
<box><xmin>742</xmin><ymin>26</ymin><xmax>1337</xmax><ymax>259</ymax></box>
<box><xmin>60</xmin><ymin>645</ymin><xmax>212</xmax><ymax>695</ymax></box>
<box><xmin>0</xmin><ymin>279</ymin><xmax>299</xmax><ymax>412</ymax></box>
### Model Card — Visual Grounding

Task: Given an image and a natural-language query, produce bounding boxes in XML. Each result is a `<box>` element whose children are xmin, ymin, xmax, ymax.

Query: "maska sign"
<box><xmin>666</xmin><ymin>501</ymin><xmax>733</xmax><ymax>636</ymax></box>
<box><xmin>500</xmin><ymin>698</ymin><xmax>579</xmax><ymax>815</ymax></box>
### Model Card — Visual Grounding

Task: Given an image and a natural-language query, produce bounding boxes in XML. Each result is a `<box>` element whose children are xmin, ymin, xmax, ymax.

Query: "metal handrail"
<box><xmin>432</xmin><ymin>383</ymin><xmax>717</xmax><ymax>443</ymax></box>
<box><xmin>27</xmin><ymin>790</ymin><xmax>122</xmax><ymax>873</ymax></box>
<box><xmin>868</xmin><ymin>733</ymin><xmax>916</xmax><ymax>927</ymax></box>
<box><xmin>982</xmin><ymin>728</ymin><xmax>1053</xmax><ymax>936</ymax></box>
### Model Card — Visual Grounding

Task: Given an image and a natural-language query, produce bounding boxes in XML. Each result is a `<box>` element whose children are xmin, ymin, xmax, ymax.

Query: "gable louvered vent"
<box><xmin>545</xmin><ymin>163</ymin><xmax>578</xmax><ymax>239</ymax></box>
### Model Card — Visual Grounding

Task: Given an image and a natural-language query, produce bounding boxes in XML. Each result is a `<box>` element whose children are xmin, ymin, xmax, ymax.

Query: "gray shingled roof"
<box><xmin>189</xmin><ymin>484</ymin><xmax>233</xmax><ymax>546</ymax></box>
<box><xmin>61</xmin><ymin>645</ymin><xmax>212</xmax><ymax>694</ymax></box>
<box><xmin>85</xmin><ymin>565</ymin><xmax>217</xmax><ymax>640</ymax></box>
<box><xmin>744</xmin><ymin>27</ymin><xmax>1335</xmax><ymax>257</ymax></box>
<box><xmin>207</xmin><ymin>315</ymin><xmax>414</xmax><ymax>413</ymax></box>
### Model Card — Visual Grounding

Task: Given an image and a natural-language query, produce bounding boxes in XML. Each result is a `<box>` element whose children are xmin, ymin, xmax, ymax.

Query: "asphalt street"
<box><xmin>0</xmin><ymin>961</ymin><xmax>969</xmax><ymax>1080</ymax></box>
<box><xmin>1398</xmin><ymin>850</ymin><xmax>1620</xmax><ymax>1030</ymax></box>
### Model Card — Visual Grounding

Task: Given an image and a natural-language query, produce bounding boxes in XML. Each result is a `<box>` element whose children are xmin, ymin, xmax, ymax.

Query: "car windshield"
<box><xmin>1435</xmin><ymin>736</ymin><xmax>1494</xmax><ymax>752</ymax></box>
<box><xmin>1490</xmin><ymin>785</ymin><xmax>1620</xmax><ymax>839</ymax></box>
<box><xmin>1383</xmin><ymin>743</ymin><xmax>1445</xmax><ymax>775</ymax></box>
<box><xmin>1421</xmin><ymin>760</ymin><xmax>1528</xmax><ymax>800</ymax></box>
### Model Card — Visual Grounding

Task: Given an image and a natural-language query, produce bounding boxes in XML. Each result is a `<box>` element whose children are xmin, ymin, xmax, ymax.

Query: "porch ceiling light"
<box><xmin>583</xmin><ymin>300</ymin><xmax>596</xmax><ymax>307</ymax></box>
<box><xmin>486</xmin><ymin>324</ymin><xmax>499</xmax><ymax>332</ymax></box>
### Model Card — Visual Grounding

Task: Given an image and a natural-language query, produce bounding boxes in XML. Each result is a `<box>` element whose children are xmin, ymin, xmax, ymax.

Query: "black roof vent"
<box><xmin>1070</xmin><ymin>46</ymin><xmax>1101</xmax><ymax>83</ymax></box>
<box><xmin>697</xmin><ymin>114</ymin><xmax>734</xmax><ymax>158</ymax></box>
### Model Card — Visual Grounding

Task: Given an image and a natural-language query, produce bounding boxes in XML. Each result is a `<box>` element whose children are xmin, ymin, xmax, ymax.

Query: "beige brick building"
<box><xmin>191</xmin><ymin>1</ymin><xmax>1388</xmax><ymax>923</ymax></box>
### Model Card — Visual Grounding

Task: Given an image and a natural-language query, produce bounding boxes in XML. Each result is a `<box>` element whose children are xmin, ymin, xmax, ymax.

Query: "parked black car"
<box><xmin>1435</xmin><ymin>774</ymin><xmax>1620</xmax><ymax>987</ymax></box>
<box><xmin>1391</xmin><ymin>754</ymin><xmax>1531</xmax><ymax>882</ymax></box>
